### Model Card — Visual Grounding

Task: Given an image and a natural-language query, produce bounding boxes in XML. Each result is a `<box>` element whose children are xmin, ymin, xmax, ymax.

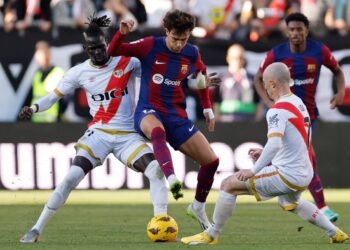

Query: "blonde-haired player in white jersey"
<box><xmin>18</xmin><ymin>16</ymin><xmax>168</xmax><ymax>243</ymax></box>
<box><xmin>181</xmin><ymin>62</ymin><xmax>348</xmax><ymax>245</ymax></box>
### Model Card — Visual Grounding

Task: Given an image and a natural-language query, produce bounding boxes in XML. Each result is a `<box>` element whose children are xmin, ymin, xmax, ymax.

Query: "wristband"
<box><xmin>30</xmin><ymin>104</ymin><xmax>39</xmax><ymax>113</ymax></box>
<box><xmin>203</xmin><ymin>108</ymin><xmax>214</xmax><ymax>120</ymax></box>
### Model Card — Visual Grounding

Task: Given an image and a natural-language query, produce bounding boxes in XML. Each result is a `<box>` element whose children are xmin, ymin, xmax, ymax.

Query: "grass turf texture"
<box><xmin>1</xmin><ymin>190</ymin><xmax>349</xmax><ymax>250</ymax></box>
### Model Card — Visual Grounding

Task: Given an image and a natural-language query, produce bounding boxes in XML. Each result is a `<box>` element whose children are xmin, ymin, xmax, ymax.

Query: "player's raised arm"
<box><xmin>107</xmin><ymin>20</ymin><xmax>152</xmax><ymax>58</ymax></box>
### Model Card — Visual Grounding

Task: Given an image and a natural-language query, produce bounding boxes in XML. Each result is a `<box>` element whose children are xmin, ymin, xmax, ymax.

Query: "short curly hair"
<box><xmin>285</xmin><ymin>12</ymin><xmax>309</xmax><ymax>28</ymax></box>
<box><xmin>163</xmin><ymin>9</ymin><xmax>195</xmax><ymax>33</ymax></box>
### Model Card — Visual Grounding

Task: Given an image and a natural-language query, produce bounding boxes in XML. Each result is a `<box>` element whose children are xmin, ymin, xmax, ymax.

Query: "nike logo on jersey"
<box><xmin>143</xmin><ymin>109</ymin><xmax>156</xmax><ymax>114</ymax></box>
<box><xmin>189</xmin><ymin>125</ymin><xmax>195</xmax><ymax>132</ymax></box>
<box><xmin>155</xmin><ymin>60</ymin><xmax>166</xmax><ymax>65</ymax></box>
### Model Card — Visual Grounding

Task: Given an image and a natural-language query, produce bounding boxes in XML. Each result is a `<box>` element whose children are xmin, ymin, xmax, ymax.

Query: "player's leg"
<box><xmin>181</xmin><ymin>165</ymin><xmax>288</xmax><ymax>245</ymax></box>
<box><xmin>131</xmin><ymin>153</ymin><xmax>168</xmax><ymax>216</ymax></box>
<box><xmin>309</xmin><ymin>120</ymin><xmax>338</xmax><ymax>221</ymax></box>
<box><xmin>308</xmin><ymin>149</ymin><xmax>338</xmax><ymax>221</ymax></box>
<box><xmin>20</xmin><ymin>154</ymin><xmax>96</xmax><ymax>243</ymax></box>
<box><xmin>279</xmin><ymin>193</ymin><xmax>348</xmax><ymax>243</ymax></box>
<box><xmin>114</xmin><ymin>132</ymin><xmax>168</xmax><ymax>215</ymax></box>
<box><xmin>20</xmin><ymin>128</ymin><xmax>109</xmax><ymax>243</ymax></box>
<box><xmin>138</xmin><ymin>113</ymin><xmax>182</xmax><ymax>199</ymax></box>
<box><xmin>181</xmin><ymin>174</ymin><xmax>248</xmax><ymax>245</ymax></box>
<box><xmin>178</xmin><ymin>131</ymin><xmax>219</xmax><ymax>229</ymax></box>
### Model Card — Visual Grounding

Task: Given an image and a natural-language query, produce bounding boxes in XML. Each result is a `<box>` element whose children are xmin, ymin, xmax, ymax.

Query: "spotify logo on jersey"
<box><xmin>152</xmin><ymin>74</ymin><xmax>164</xmax><ymax>84</ymax></box>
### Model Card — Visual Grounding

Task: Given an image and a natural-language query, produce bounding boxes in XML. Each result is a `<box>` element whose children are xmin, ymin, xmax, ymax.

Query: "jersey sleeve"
<box><xmin>194</xmin><ymin>49</ymin><xmax>206</xmax><ymax>74</ymax></box>
<box><xmin>107</xmin><ymin>31</ymin><xmax>153</xmax><ymax>59</ymax></box>
<box><xmin>54</xmin><ymin>67</ymin><xmax>80</xmax><ymax>97</ymax></box>
<box><xmin>130</xmin><ymin>57</ymin><xmax>141</xmax><ymax>78</ymax></box>
<box><xmin>266</xmin><ymin>108</ymin><xmax>287</xmax><ymax>138</ymax></box>
<box><xmin>194</xmin><ymin>49</ymin><xmax>211</xmax><ymax>108</ymax></box>
<box><xmin>259</xmin><ymin>49</ymin><xmax>275</xmax><ymax>73</ymax></box>
<box><xmin>321</xmin><ymin>44</ymin><xmax>338</xmax><ymax>71</ymax></box>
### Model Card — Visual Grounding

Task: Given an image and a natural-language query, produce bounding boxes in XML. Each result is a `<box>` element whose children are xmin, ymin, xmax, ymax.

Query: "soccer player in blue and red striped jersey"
<box><xmin>255</xmin><ymin>13</ymin><xmax>345</xmax><ymax>222</ymax></box>
<box><xmin>108</xmin><ymin>10</ymin><xmax>221</xmax><ymax>230</ymax></box>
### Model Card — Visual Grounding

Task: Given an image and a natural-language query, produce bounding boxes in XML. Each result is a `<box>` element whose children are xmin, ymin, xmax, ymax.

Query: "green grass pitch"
<box><xmin>1</xmin><ymin>189</ymin><xmax>349</xmax><ymax>250</ymax></box>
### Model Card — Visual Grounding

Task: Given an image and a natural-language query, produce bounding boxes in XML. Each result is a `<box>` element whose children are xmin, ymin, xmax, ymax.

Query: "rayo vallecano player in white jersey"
<box><xmin>19</xmin><ymin>16</ymin><xmax>168</xmax><ymax>243</ymax></box>
<box><xmin>181</xmin><ymin>62</ymin><xmax>348</xmax><ymax>245</ymax></box>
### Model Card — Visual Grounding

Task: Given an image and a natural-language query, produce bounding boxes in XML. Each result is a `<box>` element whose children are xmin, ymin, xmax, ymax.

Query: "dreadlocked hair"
<box><xmin>84</xmin><ymin>14</ymin><xmax>111</xmax><ymax>37</ymax></box>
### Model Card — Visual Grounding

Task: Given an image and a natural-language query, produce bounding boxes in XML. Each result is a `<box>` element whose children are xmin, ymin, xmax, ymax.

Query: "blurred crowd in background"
<box><xmin>1</xmin><ymin>0</ymin><xmax>349</xmax><ymax>123</ymax></box>
<box><xmin>1</xmin><ymin>0</ymin><xmax>349</xmax><ymax>40</ymax></box>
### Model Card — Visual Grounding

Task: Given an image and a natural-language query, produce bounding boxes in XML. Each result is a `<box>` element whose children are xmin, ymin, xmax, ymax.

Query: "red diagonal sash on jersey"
<box><xmin>89</xmin><ymin>57</ymin><xmax>132</xmax><ymax>127</ymax></box>
<box><xmin>272</xmin><ymin>102</ymin><xmax>313</xmax><ymax>161</ymax></box>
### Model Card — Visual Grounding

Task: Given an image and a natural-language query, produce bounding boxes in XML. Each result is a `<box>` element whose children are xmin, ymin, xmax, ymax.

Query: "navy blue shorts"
<box><xmin>134</xmin><ymin>109</ymin><xmax>198</xmax><ymax>150</ymax></box>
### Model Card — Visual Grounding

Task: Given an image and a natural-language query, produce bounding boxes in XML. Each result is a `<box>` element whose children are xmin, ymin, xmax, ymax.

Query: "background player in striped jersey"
<box><xmin>18</xmin><ymin>15</ymin><xmax>168</xmax><ymax>243</ymax></box>
<box><xmin>107</xmin><ymin>10</ymin><xmax>221</xmax><ymax>230</ymax></box>
<box><xmin>254</xmin><ymin>12</ymin><xmax>345</xmax><ymax>222</ymax></box>
<box><xmin>181</xmin><ymin>62</ymin><xmax>348</xmax><ymax>245</ymax></box>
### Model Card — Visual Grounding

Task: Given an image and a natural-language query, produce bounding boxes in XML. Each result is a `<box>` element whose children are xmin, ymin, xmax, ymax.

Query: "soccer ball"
<box><xmin>146</xmin><ymin>214</ymin><xmax>178</xmax><ymax>242</ymax></box>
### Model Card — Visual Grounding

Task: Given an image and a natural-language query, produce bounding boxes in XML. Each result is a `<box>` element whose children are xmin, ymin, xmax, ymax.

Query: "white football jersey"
<box><xmin>267</xmin><ymin>94</ymin><xmax>313</xmax><ymax>186</ymax></box>
<box><xmin>55</xmin><ymin>56</ymin><xmax>141</xmax><ymax>131</ymax></box>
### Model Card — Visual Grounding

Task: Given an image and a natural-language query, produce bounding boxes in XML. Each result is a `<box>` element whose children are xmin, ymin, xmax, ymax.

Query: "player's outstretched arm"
<box><xmin>18</xmin><ymin>91</ymin><xmax>62</xmax><ymax>120</ymax></box>
<box><xmin>19</xmin><ymin>106</ymin><xmax>35</xmax><ymax>120</ymax></box>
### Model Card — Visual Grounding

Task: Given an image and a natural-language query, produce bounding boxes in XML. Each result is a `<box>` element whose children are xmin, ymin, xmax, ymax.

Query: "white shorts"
<box><xmin>75</xmin><ymin>127</ymin><xmax>152</xmax><ymax>170</ymax></box>
<box><xmin>245</xmin><ymin>165</ymin><xmax>306</xmax><ymax>211</ymax></box>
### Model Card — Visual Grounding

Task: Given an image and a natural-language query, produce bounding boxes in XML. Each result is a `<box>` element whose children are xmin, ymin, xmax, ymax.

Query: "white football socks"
<box><xmin>32</xmin><ymin>165</ymin><xmax>85</xmax><ymax>234</ymax></box>
<box><xmin>293</xmin><ymin>199</ymin><xmax>337</xmax><ymax>236</ymax></box>
<box><xmin>192</xmin><ymin>199</ymin><xmax>205</xmax><ymax>211</ymax></box>
<box><xmin>144</xmin><ymin>160</ymin><xmax>168</xmax><ymax>215</ymax></box>
<box><xmin>207</xmin><ymin>191</ymin><xmax>236</xmax><ymax>238</ymax></box>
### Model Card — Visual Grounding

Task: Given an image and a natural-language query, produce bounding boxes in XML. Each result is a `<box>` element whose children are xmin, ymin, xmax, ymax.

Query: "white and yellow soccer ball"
<box><xmin>146</xmin><ymin>214</ymin><xmax>179</xmax><ymax>242</ymax></box>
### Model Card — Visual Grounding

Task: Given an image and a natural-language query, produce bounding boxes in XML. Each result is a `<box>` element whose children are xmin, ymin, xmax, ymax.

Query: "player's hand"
<box><xmin>18</xmin><ymin>106</ymin><xmax>33</xmax><ymax>120</ymax></box>
<box><xmin>235</xmin><ymin>169</ymin><xmax>254</xmax><ymax>182</ymax></box>
<box><xmin>206</xmin><ymin>72</ymin><xmax>221</xmax><ymax>87</ymax></box>
<box><xmin>330</xmin><ymin>91</ymin><xmax>345</xmax><ymax>109</ymax></box>
<box><xmin>203</xmin><ymin>108</ymin><xmax>215</xmax><ymax>132</ymax></box>
<box><xmin>119</xmin><ymin>19</ymin><xmax>135</xmax><ymax>35</ymax></box>
<box><xmin>248</xmin><ymin>148</ymin><xmax>263</xmax><ymax>162</ymax></box>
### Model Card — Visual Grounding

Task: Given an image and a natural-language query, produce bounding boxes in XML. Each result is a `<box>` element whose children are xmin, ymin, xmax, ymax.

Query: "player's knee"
<box><xmin>220</xmin><ymin>176</ymin><xmax>233</xmax><ymax>192</ymax></box>
<box><xmin>220</xmin><ymin>175</ymin><xmax>241</xmax><ymax>194</ymax></box>
<box><xmin>150</xmin><ymin>127</ymin><xmax>166</xmax><ymax>141</ymax></box>
<box><xmin>133</xmin><ymin>153</ymin><xmax>155</xmax><ymax>173</ymax></box>
<box><xmin>72</xmin><ymin>156</ymin><xmax>94</xmax><ymax>174</ymax></box>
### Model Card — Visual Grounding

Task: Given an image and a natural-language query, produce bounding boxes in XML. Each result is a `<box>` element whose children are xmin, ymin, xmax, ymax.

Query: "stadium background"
<box><xmin>0</xmin><ymin>2</ymin><xmax>349</xmax><ymax>249</ymax></box>
<box><xmin>0</xmin><ymin>27</ymin><xmax>350</xmax><ymax>190</ymax></box>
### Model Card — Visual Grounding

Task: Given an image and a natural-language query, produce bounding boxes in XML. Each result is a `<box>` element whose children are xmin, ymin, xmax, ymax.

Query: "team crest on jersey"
<box><xmin>307</xmin><ymin>64</ymin><xmax>316</xmax><ymax>73</ymax></box>
<box><xmin>268</xmin><ymin>114</ymin><xmax>279</xmax><ymax>128</ymax></box>
<box><xmin>113</xmin><ymin>69</ymin><xmax>124</xmax><ymax>78</ymax></box>
<box><xmin>181</xmin><ymin>64</ymin><xmax>188</xmax><ymax>74</ymax></box>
